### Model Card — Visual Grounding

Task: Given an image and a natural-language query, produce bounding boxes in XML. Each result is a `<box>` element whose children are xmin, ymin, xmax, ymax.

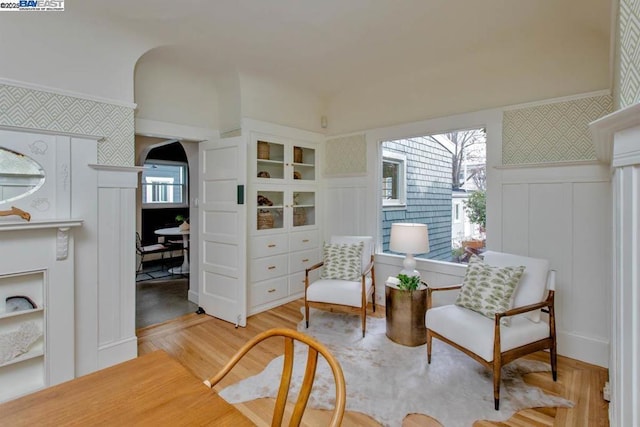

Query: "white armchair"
<box><xmin>305</xmin><ymin>236</ymin><xmax>376</xmax><ymax>337</ymax></box>
<box><xmin>426</xmin><ymin>251</ymin><xmax>557</xmax><ymax>410</ymax></box>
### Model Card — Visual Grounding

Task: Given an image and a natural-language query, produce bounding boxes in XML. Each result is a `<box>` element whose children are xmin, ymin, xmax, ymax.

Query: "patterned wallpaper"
<box><xmin>502</xmin><ymin>95</ymin><xmax>613</xmax><ymax>165</ymax></box>
<box><xmin>0</xmin><ymin>83</ymin><xmax>135</xmax><ymax>166</ymax></box>
<box><xmin>325</xmin><ymin>134</ymin><xmax>367</xmax><ymax>176</ymax></box>
<box><xmin>619</xmin><ymin>0</ymin><xmax>640</xmax><ymax>108</ymax></box>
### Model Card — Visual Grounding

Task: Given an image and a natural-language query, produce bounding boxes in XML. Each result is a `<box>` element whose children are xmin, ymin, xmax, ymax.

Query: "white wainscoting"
<box><xmin>93</xmin><ymin>166</ymin><xmax>140</xmax><ymax>370</ymax></box>
<box><xmin>496</xmin><ymin>162</ymin><xmax>612</xmax><ymax>367</ymax></box>
<box><xmin>322</xmin><ymin>176</ymin><xmax>371</xmax><ymax>240</ymax></box>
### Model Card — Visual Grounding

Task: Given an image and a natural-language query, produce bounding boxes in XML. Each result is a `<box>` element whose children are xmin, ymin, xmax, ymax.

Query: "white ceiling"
<box><xmin>73</xmin><ymin>0</ymin><xmax>612</xmax><ymax>99</ymax></box>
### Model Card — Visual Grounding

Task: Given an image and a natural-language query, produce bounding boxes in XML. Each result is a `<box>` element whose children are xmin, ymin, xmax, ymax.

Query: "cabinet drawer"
<box><xmin>251</xmin><ymin>234</ymin><xmax>289</xmax><ymax>258</ymax></box>
<box><xmin>250</xmin><ymin>254</ymin><xmax>288</xmax><ymax>281</ymax></box>
<box><xmin>289</xmin><ymin>230</ymin><xmax>319</xmax><ymax>252</ymax></box>
<box><xmin>250</xmin><ymin>278</ymin><xmax>288</xmax><ymax>307</ymax></box>
<box><xmin>289</xmin><ymin>272</ymin><xmax>306</xmax><ymax>295</ymax></box>
<box><xmin>289</xmin><ymin>249</ymin><xmax>320</xmax><ymax>274</ymax></box>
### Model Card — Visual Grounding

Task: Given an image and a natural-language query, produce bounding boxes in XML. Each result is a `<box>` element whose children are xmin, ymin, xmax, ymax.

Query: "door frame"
<box><xmin>135</xmin><ymin>118</ymin><xmax>218</xmax><ymax>303</ymax></box>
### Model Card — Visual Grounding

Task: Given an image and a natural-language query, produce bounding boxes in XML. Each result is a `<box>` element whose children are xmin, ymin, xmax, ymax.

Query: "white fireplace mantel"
<box><xmin>590</xmin><ymin>102</ymin><xmax>640</xmax><ymax>427</ymax></box>
<box><xmin>0</xmin><ymin>220</ymin><xmax>83</xmax><ymax>261</ymax></box>
<box><xmin>0</xmin><ymin>219</ymin><xmax>83</xmax><ymax>232</ymax></box>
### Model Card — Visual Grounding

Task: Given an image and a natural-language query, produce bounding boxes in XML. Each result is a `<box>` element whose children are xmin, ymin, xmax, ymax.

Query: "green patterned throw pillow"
<box><xmin>320</xmin><ymin>241</ymin><xmax>364</xmax><ymax>281</ymax></box>
<box><xmin>455</xmin><ymin>255</ymin><xmax>525</xmax><ymax>322</ymax></box>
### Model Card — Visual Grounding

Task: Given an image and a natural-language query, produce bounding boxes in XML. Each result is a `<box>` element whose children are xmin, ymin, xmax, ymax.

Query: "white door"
<box><xmin>198</xmin><ymin>136</ymin><xmax>247</xmax><ymax>326</ymax></box>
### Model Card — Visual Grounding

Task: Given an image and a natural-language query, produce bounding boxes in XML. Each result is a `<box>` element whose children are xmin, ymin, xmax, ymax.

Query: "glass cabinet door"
<box><xmin>292</xmin><ymin>145</ymin><xmax>315</xmax><ymax>181</ymax></box>
<box><xmin>292</xmin><ymin>191</ymin><xmax>315</xmax><ymax>228</ymax></box>
<box><xmin>256</xmin><ymin>140</ymin><xmax>285</xmax><ymax>180</ymax></box>
<box><xmin>256</xmin><ymin>190</ymin><xmax>284</xmax><ymax>231</ymax></box>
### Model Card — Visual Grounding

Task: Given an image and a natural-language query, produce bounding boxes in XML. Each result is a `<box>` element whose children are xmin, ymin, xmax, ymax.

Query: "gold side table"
<box><xmin>385</xmin><ymin>277</ymin><xmax>428</xmax><ymax>346</ymax></box>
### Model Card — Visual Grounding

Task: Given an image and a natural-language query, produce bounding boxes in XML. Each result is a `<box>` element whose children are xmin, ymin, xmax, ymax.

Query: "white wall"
<box><xmin>216</xmin><ymin>69</ymin><xmax>242</xmax><ymax>135</ymax></box>
<box><xmin>133</xmin><ymin>62</ymin><xmax>326</xmax><ymax>138</ymax></box>
<box><xmin>239</xmin><ymin>72</ymin><xmax>327</xmax><ymax>134</ymax></box>
<box><xmin>0</xmin><ymin>12</ymin><xmax>152</xmax><ymax>103</ymax></box>
<box><xmin>134</xmin><ymin>50</ymin><xmax>220</xmax><ymax>130</ymax></box>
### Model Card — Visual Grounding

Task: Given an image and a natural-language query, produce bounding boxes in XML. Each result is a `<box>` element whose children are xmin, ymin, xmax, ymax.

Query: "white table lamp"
<box><xmin>389</xmin><ymin>223</ymin><xmax>430</xmax><ymax>278</ymax></box>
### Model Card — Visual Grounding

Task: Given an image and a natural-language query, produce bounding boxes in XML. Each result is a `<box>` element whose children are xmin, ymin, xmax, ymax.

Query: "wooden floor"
<box><xmin>137</xmin><ymin>299</ymin><xmax>609</xmax><ymax>426</ymax></box>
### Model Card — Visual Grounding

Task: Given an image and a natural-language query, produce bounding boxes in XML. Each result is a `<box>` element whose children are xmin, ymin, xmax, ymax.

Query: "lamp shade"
<box><xmin>389</xmin><ymin>223</ymin><xmax>430</xmax><ymax>255</ymax></box>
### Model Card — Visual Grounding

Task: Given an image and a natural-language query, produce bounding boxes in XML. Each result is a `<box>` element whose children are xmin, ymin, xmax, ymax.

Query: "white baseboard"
<box><xmin>98</xmin><ymin>336</ymin><xmax>138</xmax><ymax>369</ymax></box>
<box><xmin>557</xmin><ymin>331</ymin><xmax>609</xmax><ymax>368</ymax></box>
<box><xmin>188</xmin><ymin>289</ymin><xmax>199</xmax><ymax>304</ymax></box>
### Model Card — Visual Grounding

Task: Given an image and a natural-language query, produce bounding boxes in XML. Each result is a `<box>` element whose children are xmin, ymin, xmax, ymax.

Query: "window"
<box><xmin>382</xmin><ymin>151</ymin><xmax>406</xmax><ymax>208</ymax></box>
<box><xmin>453</xmin><ymin>203</ymin><xmax>461</xmax><ymax>223</ymax></box>
<box><xmin>380</xmin><ymin>128</ymin><xmax>486</xmax><ymax>263</ymax></box>
<box><xmin>141</xmin><ymin>161</ymin><xmax>188</xmax><ymax>207</ymax></box>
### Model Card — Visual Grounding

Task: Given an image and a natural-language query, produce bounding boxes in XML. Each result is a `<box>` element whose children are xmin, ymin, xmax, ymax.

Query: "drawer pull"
<box><xmin>302</xmin><ymin>239</ymin><xmax>309</xmax><ymax>243</ymax></box>
<box><xmin>302</xmin><ymin>258</ymin><xmax>309</xmax><ymax>262</ymax></box>
<box><xmin>268</xmin><ymin>288</ymin><xmax>276</xmax><ymax>293</ymax></box>
<box><xmin>268</xmin><ymin>266</ymin><xmax>276</xmax><ymax>270</ymax></box>
<box><xmin>267</xmin><ymin>244</ymin><xmax>276</xmax><ymax>248</ymax></box>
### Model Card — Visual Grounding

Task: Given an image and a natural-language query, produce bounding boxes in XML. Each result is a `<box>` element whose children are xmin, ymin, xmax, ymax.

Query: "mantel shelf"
<box><xmin>0</xmin><ymin>219</ymin><xmax>83</xmax><ymax>232</ymax></box>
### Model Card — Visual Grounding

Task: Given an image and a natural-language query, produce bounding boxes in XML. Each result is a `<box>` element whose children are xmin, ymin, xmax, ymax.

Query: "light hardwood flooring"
<box><xmin>137</xmin><ymin>299</ymin><xmax>609</xmax><ymax>426</ymax></box>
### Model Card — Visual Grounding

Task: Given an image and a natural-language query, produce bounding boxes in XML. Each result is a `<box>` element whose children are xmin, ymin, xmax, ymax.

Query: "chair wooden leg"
<box><xmin>305</xmin><ymin>303</ymin><xmax>310</xmax><ymax>328</ymax></box>
<box><xmin>549</xmin><ymin>300</ymin><xmax>558</xmax><ymax>381</ymax></box>
<box><xmin>361</xmin><ymin>305</ymin><xmax>366</xmax><ymax>338</ymax></box>
<box><xmin>426</xmin><ymin>330</ymin><xmax>432</xmax><ymax>364</ymax></box>
<box><xmin>493</xmin><ymin>362</ymin><xmax>501</xmax><ymax>410</ymax></box>
<box><xmin>550</xmin><ymin>342</ymin><xmax>558</xmax><ymax>381</ymax></box>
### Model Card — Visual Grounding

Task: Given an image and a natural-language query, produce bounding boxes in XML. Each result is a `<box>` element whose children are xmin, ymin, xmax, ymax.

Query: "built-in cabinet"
<box><xmin>0</xmin><ymin>271</ymin><xmax>45</xmax><ymax>401</ymax></box>
<box><xmin>247</xmin><ymin>132</ymin><xmax>321</xmax><ymax>315</ymax></box>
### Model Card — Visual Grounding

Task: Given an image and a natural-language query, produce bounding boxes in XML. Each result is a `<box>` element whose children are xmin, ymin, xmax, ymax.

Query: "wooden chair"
<box><xmin>305</xmin><ymin>236</ymin><xmax>375</xmax><ymax>337</ymax></box>
<box><xmin>204</xmin><ymin>328</ymin><xmax>346</xmax><ymax>427</ymax></box>
<box><xmin>426</xmin><ymin>251</ymin><xmax>557</xmax><ymax>410</ymax></box>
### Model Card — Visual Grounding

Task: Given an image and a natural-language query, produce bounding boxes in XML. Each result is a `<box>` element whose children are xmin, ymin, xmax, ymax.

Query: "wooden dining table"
<box><xmin>0</xmin><ymin>350</ymin><xmax>254</xmax><ymax>426</ymax></box>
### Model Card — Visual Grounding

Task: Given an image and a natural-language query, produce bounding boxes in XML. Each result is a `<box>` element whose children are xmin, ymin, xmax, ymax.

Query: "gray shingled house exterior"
<box><xmin>382</xmin><ymin>137</ymin><xmax>453</xmax><ymax>261</ymax></box>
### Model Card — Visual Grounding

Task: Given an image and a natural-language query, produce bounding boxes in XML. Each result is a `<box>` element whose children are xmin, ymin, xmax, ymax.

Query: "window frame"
<box><xmin>453</xmin><ymin>202</ymin><xmax>462</xmax><ymax>223</ymax></box>
<box><xmin>141</xmin><ymin>159</ymin><xmax>189</xmax><ymax>209</ymax></box>
<box><xmin>381</xmin><ymin>150</ymin><xmax>407</xmax><ymax>209</ymax></box>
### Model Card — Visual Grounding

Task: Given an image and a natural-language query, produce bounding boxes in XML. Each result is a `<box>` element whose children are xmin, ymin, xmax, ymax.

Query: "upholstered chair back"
<box><xmin>329</xmin><ymin>235</ymin><xmax>374</xmax><ymax>273</ymax></box>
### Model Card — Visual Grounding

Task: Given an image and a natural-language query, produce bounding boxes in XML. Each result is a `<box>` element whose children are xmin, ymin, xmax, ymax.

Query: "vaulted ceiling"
<box><xmin>73</xmin><ymin>0</ymin><xmax>613</xmax><ymax>100</ymax></box>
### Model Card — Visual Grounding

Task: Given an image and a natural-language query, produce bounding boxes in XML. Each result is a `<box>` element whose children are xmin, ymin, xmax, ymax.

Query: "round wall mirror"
<box><xmin>0</xmin><ymin>147</ymin><xmax>46</xmax><ymax>204</ymax></box>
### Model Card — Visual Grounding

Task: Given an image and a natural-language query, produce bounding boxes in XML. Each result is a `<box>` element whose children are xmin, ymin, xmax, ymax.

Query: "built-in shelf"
<box><xmin>0</xmin><ymin>355</ymin><xmax>45</xmax><ymax>402</ymax></box>
<box><xmin>0</xmin><ymin>307</ymin><xmax>44</xmax><ymax>321</ymax></box>
<box><xmin>0</xmin><ymin>345</ymin><xmax>44</xmax><ymax>369</ymax></box>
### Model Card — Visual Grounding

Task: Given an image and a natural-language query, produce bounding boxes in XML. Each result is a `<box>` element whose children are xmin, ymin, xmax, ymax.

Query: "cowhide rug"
<box><xmin>220</xmin><ymin>308</ymin><xmax>572</xmax><ymax>426</ymax></box>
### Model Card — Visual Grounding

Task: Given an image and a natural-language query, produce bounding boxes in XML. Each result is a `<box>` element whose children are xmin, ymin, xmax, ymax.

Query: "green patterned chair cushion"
<box><xmin>455</xmin><ymin>255</ymin><xmax>525</xmax><ymax>322</ymax></box>
<box><xmin>320</xmin><ymin>241</ymin><xmax>364</xmax><ymax>281</ymax></box>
